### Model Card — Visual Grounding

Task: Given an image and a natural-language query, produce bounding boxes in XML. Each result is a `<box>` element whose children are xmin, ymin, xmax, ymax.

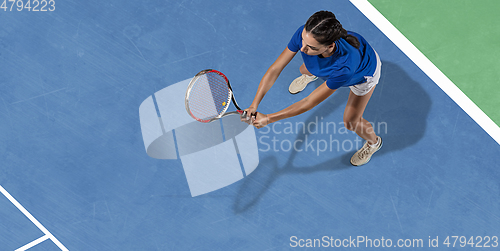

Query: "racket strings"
<box><xmin>187</xmin><ymin>72</ymin><xmax>231</xmax><ymax>121</ymax></box>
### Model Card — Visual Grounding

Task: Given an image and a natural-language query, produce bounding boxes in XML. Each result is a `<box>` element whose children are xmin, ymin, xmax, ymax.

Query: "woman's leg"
<box><xmin>299</xmin><ymin>63</ymin><xmax>313</xmax><ymax>76</ymax></box>
<box><xmin>343</xmin><ymin>86</ymin><xmax>378</xmax><ymax>144</ymax></box>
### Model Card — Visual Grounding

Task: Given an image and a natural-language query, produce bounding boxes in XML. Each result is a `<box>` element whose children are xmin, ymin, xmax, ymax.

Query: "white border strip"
<box><xmin>350</xmin><ymin>0</ymin><xmax>500</xmax><ymax>146</ymax></box>
<box><xmin>0</xmin><ymin>185</ymin><xmax>69</xmax><ymax>251</ymax></box>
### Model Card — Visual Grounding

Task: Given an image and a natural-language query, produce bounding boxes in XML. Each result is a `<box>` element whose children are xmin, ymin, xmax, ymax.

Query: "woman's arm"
<box><xmin>248</xmin><ymin>47</ymin><xmax>297</xmax><ymax>112</ymax></box>
<box><xmin>253</xmin><ymin>81</ymin><xmax>337</xmax><ymax>128</ymax></box>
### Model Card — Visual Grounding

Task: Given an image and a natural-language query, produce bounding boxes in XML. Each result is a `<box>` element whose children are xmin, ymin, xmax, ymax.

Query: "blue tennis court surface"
<box><xmin>1</xmin><ymin>0</ymin><xmax>499</xmax><ymax>250</ymax></box>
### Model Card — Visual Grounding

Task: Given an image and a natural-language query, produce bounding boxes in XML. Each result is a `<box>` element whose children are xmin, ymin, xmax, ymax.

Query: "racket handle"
<box><xmin>238</xmin><ymin>110</ymin><xmax>257</xmax><ymax>125</ymax></box>
<box><xmin>238</xmin><ymin>110</ymin><xmax>254</xmax><ymax>125</ymax></box>
<box><xmin>238</xmin><ymin>110</ymin><xmax>247</xmax><ymax>118</ymax></box>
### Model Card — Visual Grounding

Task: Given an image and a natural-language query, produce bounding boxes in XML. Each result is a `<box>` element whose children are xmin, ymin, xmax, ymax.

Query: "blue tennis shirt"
<box><xmin>287</xmin><ymin>25</ymin><xmax>377</xmax><ymax>90</ymax></box>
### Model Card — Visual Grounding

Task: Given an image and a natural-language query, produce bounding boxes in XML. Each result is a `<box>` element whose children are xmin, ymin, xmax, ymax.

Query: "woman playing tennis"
<box><xmin>245</xmin><ymin>10</ymin><xmax>382</xmax><ymax>166</ymax></box>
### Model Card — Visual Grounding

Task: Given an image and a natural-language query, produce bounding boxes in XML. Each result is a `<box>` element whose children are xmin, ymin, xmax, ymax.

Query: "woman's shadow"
<box><xmin>233</xmin><ymin>61</ymin><xmax>432</xmax><ymax>213</ymax></box>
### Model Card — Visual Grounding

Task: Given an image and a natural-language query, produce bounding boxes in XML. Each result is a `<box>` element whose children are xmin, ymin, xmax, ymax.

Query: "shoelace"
<box><xmin>357</xmin><ymin>144</ymin><xmax>372</xmax><ymax>159</ymax></box>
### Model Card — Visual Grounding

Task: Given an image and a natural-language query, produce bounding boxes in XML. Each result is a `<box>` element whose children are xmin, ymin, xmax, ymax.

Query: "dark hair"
<box><xmin>304</xmin><ymin>10</ymin><xmax>360</xmax><ymax>49</ymax></box>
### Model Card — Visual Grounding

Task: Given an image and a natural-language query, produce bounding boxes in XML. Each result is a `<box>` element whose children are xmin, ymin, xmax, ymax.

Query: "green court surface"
<box><xmin>368</xmin><ymin>0</ymin><xmax>500</xmax><ymax>127</ymax></box>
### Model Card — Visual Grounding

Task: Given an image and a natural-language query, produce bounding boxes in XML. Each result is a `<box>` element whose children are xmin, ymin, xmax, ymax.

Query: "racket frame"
<box><xmin>185</xmin><ymin>69</ymin><xmax>245</xmax><ymax>123</ymax></box>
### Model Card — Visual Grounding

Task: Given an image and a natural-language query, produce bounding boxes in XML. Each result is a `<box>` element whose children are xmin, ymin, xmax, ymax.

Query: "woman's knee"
<box><xmin>343</xmin><ymin>117</ymin><xmax>361</xmax><ymax>131</ymax></box>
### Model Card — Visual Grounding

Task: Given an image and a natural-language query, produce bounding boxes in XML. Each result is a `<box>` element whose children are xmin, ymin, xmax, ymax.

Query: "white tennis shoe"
<box><xmin>350</xmin><ymin>136</ymin><xmax>382</xmax><ymax>166</ymax></box>
<box><xmin>289</xmin><ymin>74</ymin><xmax>318</xmax><ymax>94</ymax></box>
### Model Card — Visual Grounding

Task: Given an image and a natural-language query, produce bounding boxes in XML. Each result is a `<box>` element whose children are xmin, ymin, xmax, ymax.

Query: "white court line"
<box><xmin>0</xmin><ymin>185</ymin><xmax>69</xmax><ymax>251</ymax></box>
<box><xmin>15</xmin><ymin>235</ymin><xmax>50</xmax><ymax>251</ymax></box>
<box><xmin>349</xmin><ymin>0</ymin><xmax>500</xmax><ymax>146</ymax></box>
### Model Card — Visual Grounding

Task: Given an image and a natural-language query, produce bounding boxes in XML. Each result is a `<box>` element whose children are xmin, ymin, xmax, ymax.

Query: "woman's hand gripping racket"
<box><xmin>185</xmin><ymin>69</ymin><xmax>252</xmax><ymax>123</ymax></box>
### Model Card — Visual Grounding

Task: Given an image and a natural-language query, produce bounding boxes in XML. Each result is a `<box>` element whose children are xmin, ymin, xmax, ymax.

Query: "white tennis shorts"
<box><xmin>349</xmin><ymin>50</ymin><xmax>382</xmax><ymax>96</ymax></box>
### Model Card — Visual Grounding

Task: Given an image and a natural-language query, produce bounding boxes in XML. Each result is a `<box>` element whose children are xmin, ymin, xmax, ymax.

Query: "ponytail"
<box><xmin>343</xmin><ymin>30</ymin><xmax>360</xmax><ymax>49</ymax></box>
<box><xmin>305</xmin><ymin>10</ymin><xmax>360</xmax><ymax>49</ymax></box>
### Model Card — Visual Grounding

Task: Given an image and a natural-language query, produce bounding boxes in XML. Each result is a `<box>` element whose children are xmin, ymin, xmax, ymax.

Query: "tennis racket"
<box><xmin>185</xmin><ymin>69</ymin><xmax>249</xmax><ymax>123</ymax></box>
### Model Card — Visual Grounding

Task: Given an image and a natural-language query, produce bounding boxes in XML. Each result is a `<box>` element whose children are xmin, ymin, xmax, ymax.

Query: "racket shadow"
<box><xmin>233</xmin><ymin>61</ymin><xmax>431</xmax><ymax>213</ymax></box>
<box><xmin>234</xmin><ymin>88</ymin><xmax>354</xmax><ymax>213</ymax></box>
<box><xmin>233</xmin><ymin>152</ymin><xmax>354</xmax><ymax>214</ymax></box>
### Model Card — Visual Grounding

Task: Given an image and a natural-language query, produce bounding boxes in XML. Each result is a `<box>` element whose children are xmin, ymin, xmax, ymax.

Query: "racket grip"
<box><xmin>239</xmin><ymin>110</ymin><xmax>247</xmax><ymax>119</ymax></box>
<box><xmin>238</xmin><ymin>110</ymin><xmax>253</xmax><ymax>125</ymax></box>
